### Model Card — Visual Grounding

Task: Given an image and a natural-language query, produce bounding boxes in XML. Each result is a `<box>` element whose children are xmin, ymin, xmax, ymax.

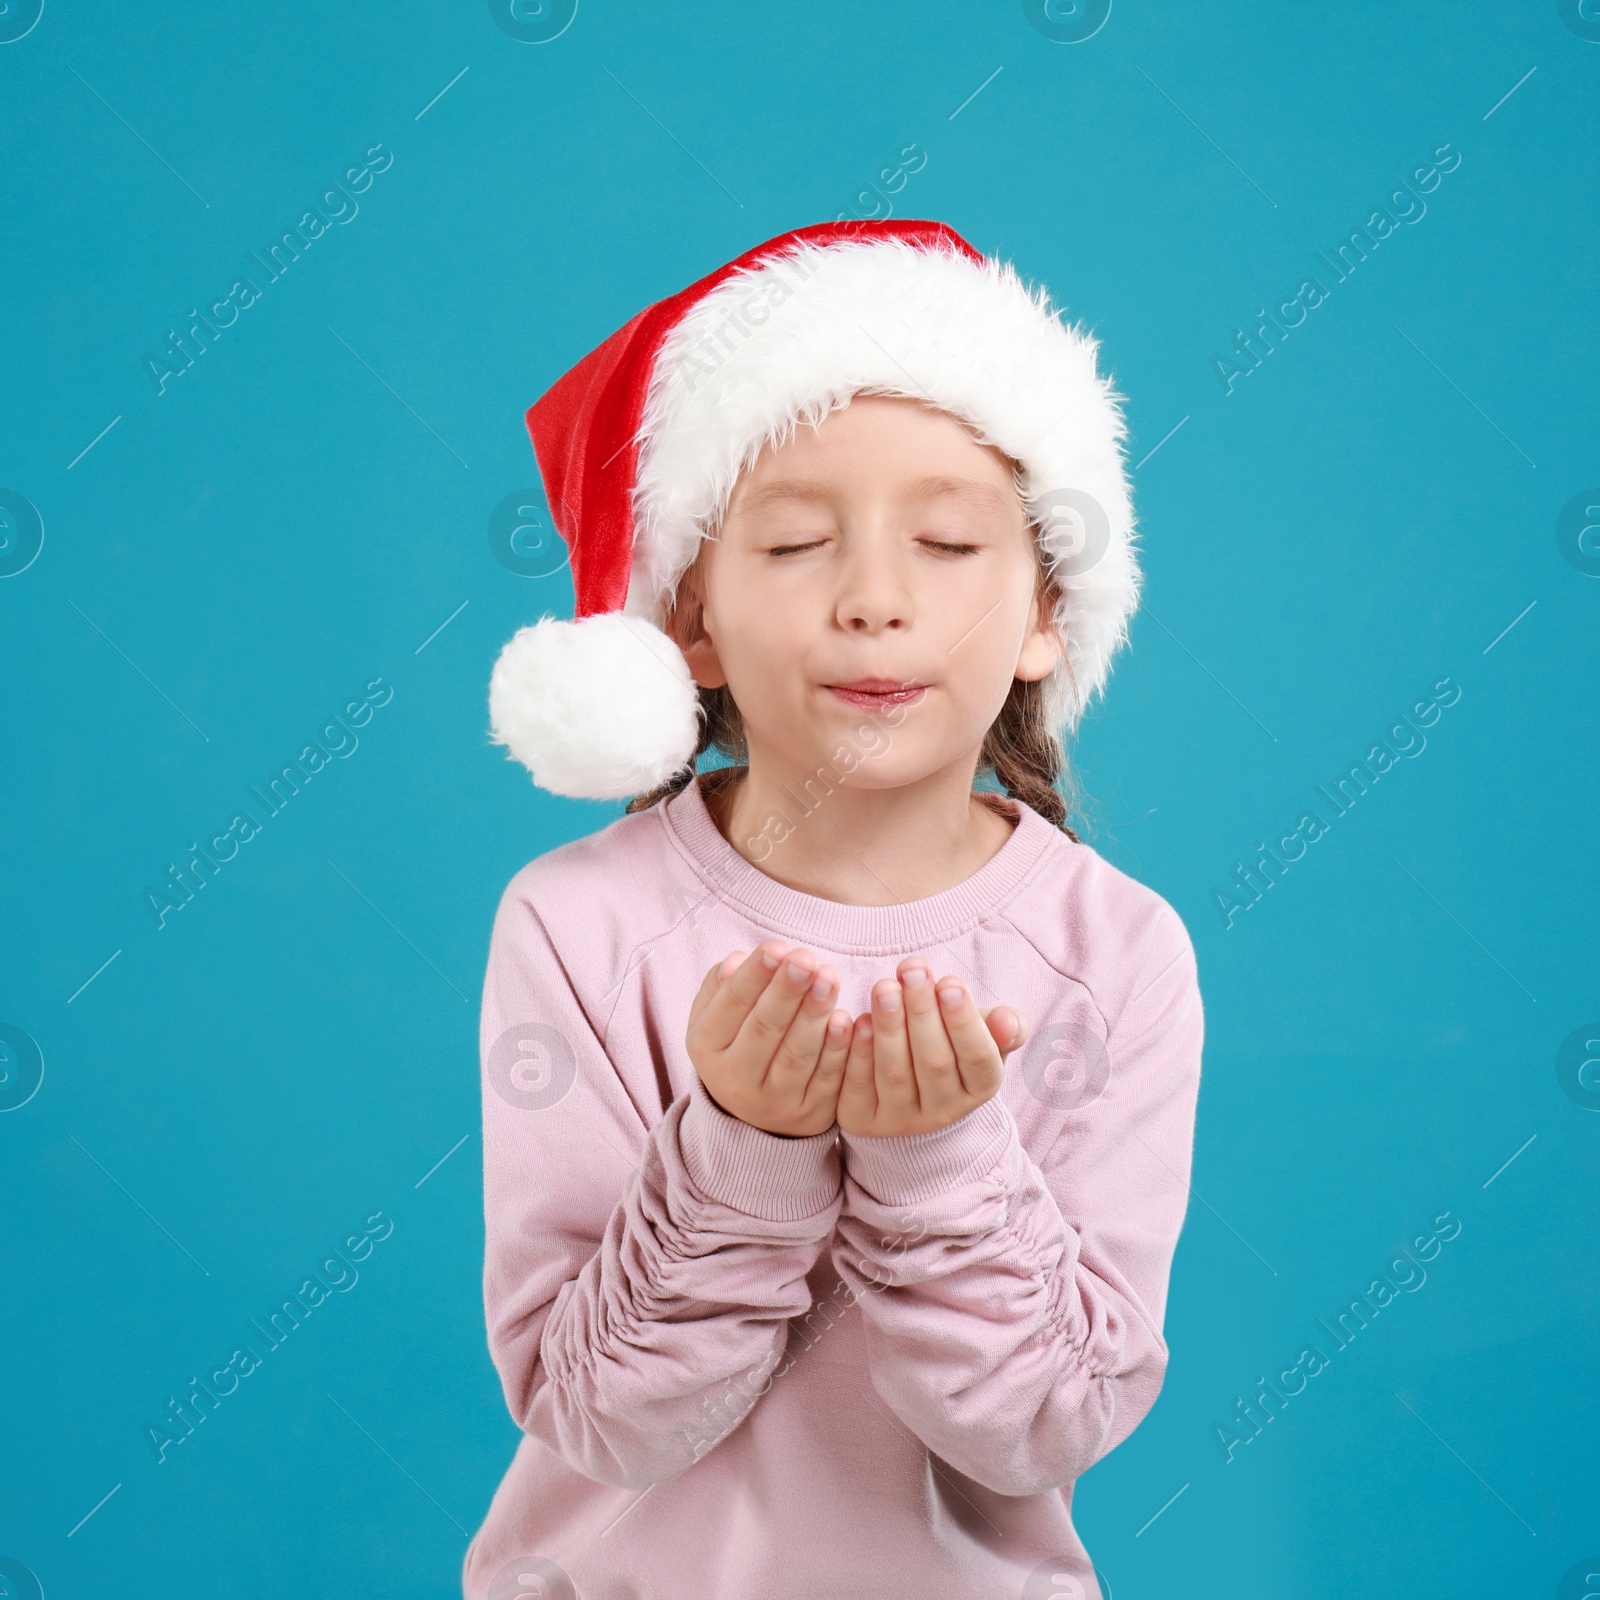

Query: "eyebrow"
<box><xmin>735</xmin><ymin>475</ymin><xmax>1012</xmax><ymax>514</ymax></box>
<box><xmin>907</xmin><ymin>475</ymin><xmax>1012</xmax><ymax>513</ymax></box>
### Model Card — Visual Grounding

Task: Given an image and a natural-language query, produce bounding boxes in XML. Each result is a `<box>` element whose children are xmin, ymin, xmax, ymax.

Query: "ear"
<box><xmin>1014</xmin><ymin>577</ymin><xmax>1064</xmax><ymax>685</ymax></box>
<box><xmin>668</xmin><ymin>561</ymin><xmax>730</xmax><ymax>690</ymax></box>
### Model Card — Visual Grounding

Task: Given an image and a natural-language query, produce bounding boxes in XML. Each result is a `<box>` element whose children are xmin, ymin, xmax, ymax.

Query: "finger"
<box><xmin>836</xmin><ymin>1012</ymin><xmax>877</xmax><ymax>1129</ymax></box>
<box><xmin>896</xmin><ymin>958</ymin><xmax>962</xmax><ymax>1115</ymax></box>
<box><xmin>869</xmin><ymin>978</ymin><xmax>918</xmax><ymax>1116</ymax></box>
<box><xmin>802</xmin><ymin>1007</ymin><xmax>854</xmax><ymax>1122</ymax></box>
<box><xmin>698</xmin><ymin>940</ymin><xmax>792</xmax><ymax>1051</ymax></box>
<box><xmin>733</xmin><ymin>947</ymin><xmax>821</xmax><ymax>1072</ymax></box>
<box><xmin>935</xmin><ymin>977</ymin><xmax>1005</xmax><ymax>1101</ymax></box>
<box><xmin>983</xmin><ymin>1005</ymin><xmax>1030</xmax><ymax>1055</ymax></box>
<box><xmin>767</xmin><ymin>963</ymin><xmax>840</xmax><ymax>1094</ymax></box>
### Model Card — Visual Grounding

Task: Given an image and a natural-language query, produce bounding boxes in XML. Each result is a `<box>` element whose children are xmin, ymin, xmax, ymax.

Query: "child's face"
<box><xmin>677</xmin><ymin>394</ymin><xmax>1061</xmax><ymax>788</ymax></box>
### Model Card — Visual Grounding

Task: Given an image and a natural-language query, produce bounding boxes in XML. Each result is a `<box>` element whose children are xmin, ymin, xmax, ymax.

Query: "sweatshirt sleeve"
<box><xmin>828</xmin><ymin>910</ymin><xmax>1203</xmax><ymax>1497</ymax></box>
<box><xmin>480</xmin><ymin>877</ymin><xmax>845</xmax><ymax>1490</ymax></box>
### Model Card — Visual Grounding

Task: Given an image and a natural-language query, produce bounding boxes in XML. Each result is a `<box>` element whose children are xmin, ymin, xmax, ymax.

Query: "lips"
<box><xmin>824</xmin><ymin>678</ymin><xmax>929</xmax><ymax>709</ymax></box>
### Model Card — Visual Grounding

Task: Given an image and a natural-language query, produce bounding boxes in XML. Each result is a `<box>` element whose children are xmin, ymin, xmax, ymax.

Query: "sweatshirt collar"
<box><xmin>659</xmin><ymin>768</ymin><xmax>1061</xmax><ymax>954</ymax></box>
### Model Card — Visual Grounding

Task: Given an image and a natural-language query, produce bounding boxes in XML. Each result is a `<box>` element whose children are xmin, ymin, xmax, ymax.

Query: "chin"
<box><xmin>809</xmin><ymin>743</ymin><xmax>958</xmax><ymax>791</ymax></box>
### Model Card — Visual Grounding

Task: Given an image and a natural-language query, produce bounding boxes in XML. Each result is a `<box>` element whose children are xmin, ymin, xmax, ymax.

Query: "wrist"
<box><xmin>696</xmin><ymin>1075</ymin><xmax>831</xmax><ymax>1139</ymax></box>
<box><xmin>679</xmin><ymin>1076</ymin><xmax>843</xmax><ymax>1221</ymax></box>
<box><xmin>840</xmin><ymin>1095</ymin><xmax>1012</xmax><ymax>1207</ymax></box>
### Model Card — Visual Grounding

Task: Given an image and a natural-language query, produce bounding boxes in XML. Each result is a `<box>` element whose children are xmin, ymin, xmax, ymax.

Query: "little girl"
<box><xmin>466</xmin><ymin>220</ymin><xmax>1203</xmax><ymax>1600</ymax></box>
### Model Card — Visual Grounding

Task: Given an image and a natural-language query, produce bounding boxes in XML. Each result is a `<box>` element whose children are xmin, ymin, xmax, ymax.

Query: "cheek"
<box><xmin>934</xmin><ymin>579</ymin><xmax>1023</xmax><ymax>663</ymax></box>
<box><xmin>708</xmin><ymin>599</ymin><xmax>810</xmax><ymax>699</ymax></box>
<box><xmin>940</xmin><ymin>583</ymin><xmax>1040</xmax><ymax>711</ymax></box>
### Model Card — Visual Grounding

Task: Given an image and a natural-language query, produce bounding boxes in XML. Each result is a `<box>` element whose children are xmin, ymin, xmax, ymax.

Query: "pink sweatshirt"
<box><xmin>465</xmin><ymin>772</ymin><xmax>1203</xmax><ymax>1600</ymax></box>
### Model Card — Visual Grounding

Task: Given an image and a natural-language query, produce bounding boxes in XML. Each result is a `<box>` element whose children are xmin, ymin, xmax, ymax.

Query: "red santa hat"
<box><xmin>487</xmin><ymin>218</ymin><xmax>1141</xmax><ymax>801</ymax></box>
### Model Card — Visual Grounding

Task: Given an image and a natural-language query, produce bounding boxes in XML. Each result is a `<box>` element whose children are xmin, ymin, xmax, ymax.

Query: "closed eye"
<box><xmin>766</xmin><ymin>538</ymin><xmax>981</xmax><ymax>557</ymax></box>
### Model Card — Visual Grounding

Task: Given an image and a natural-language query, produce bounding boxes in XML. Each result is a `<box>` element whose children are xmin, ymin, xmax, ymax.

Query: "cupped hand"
<box><xmin>686</xmin><ymin>940</ymin><xmax>854</xmax><ymax>1137</ymax></box>
<box><xmin>835</xmin><ymin>957</ymin><xmax>1029</xmax><ymax>1138</ymax></box>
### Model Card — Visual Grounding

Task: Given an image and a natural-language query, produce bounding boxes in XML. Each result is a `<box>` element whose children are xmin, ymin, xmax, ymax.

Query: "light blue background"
<box><xmin>3</xmin><ymin>3</ymin><xmax>1596</xmax><ymax>1596</ymax></box>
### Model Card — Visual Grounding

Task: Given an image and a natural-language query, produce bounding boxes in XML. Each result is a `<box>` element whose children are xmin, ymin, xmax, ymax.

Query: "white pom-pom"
<box><xmin>488</xmin><ymin>612</ymin><xmax>702</xmax><ymax>800</ymax></box>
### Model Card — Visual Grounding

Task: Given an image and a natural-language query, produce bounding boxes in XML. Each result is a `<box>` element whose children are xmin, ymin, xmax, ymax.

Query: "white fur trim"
<box><xmin>488</xmin><ymin>613</ymin><xmax>701</xmax><ymax>800</ymax></box>
<box><xmin>628</xmin><ymin>237</ymin><xmax>1141</xmax><ymax>733</ymax></box>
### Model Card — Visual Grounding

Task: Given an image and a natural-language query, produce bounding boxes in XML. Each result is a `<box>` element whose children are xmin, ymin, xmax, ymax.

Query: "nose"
<box><xmin>834</xmin><ymin>537</ymin><xmax>914</xmax><ymax>634</ymax></box>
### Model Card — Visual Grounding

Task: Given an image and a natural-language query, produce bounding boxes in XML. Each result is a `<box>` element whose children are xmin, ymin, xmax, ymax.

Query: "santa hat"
<box><xmin>488</xmin><ymin>218</ymin><xmax>1141</xmax><ymax>802</ymax></box>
